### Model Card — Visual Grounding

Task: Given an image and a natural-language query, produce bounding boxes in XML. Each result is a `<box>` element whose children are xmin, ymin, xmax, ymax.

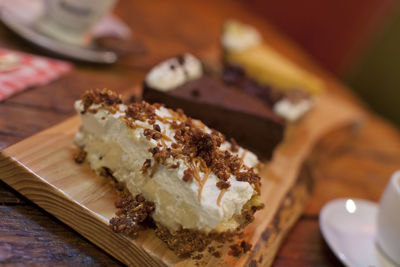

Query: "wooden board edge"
<box><xmin>0</xmin><ymin>153</ymin><xmax>167</xmax><ymax>267</ymax></box>
<box><xmin>244</xmin><ymin>162</ymin><xmax>313</xmax><ymax>267</ymax></box>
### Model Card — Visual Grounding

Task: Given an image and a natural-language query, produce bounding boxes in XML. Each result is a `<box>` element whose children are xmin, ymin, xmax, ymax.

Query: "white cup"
<box><xmin>376</xmin><ymin>170</ymin><xmax>400</xmax><ymax>265</ymax></box>
<box><xmin>36</xmin><ymin>0</ymin><xmax>116</xmax><ymax>46</ymax></box>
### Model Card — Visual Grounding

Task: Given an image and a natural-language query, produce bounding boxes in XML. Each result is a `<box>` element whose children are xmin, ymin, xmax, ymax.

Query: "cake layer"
<box><xmin>143</xmin><ymin>54</ymin><xmax>285</xmax><ymax>159</ymax></box>
<box><xmin>75</xmin><ymin>89</ymin><xmax>262</xmax><ymax>233</ymax></box>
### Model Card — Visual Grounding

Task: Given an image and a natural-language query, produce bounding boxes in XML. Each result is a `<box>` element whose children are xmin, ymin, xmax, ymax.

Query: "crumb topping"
<box><xmin>143</xmin><ymin>128</ymin><xmax>162</xmax><ymax>140</ymax></box>
<box><xmin>216</xmin><ymin>180</ymin><xmax>230</xmax><ymax>190</ymax></box>
<box><xmin>81</xmin><ymin>88</ymin><xmax>122</xmax><ymax>114</ymax></box>
<box><xmin>126</xmin><ymin>101</ymin><xmax>157</xmax><ymax>122</ymax></box>
<box><xmin>110</xmin><ymin>192</ymin><xmax>155</xmax><ymax>238</ymax></box>
<box><xmin>155</xmin><ymin>223</ymin><xmax>240</xmax><ymax>257</ymax></box>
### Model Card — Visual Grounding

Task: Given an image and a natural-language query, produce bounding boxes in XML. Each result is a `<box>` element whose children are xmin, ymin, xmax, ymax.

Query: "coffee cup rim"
<box><xmin>391</xmin><ymin>170</ymin><xmax>400</xmax><ymax>194</ymax></box>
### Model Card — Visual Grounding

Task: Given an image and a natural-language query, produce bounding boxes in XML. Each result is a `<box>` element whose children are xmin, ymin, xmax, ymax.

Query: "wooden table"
<box><xmin>1</xmin><ymin>0</ymin><xmax>400</xmax><ymax>266</ymax></box>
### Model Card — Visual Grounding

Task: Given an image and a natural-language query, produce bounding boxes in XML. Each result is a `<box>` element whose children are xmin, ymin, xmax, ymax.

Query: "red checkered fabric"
<box><xmin>0</xmin><ymin>49</ymin><xmax>73</xmax><ymax>101</ymax></box>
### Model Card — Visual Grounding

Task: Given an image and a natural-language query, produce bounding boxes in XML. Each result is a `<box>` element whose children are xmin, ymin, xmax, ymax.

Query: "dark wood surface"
<box><xmin>1</xmin><ymin>0</ymin><xmax>400</xmax><ymax>266</ymax></box>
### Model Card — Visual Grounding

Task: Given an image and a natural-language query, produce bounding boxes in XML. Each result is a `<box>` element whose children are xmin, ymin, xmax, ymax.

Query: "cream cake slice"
<box><xmin>74</xmin><ymin>89</ymin><xmax>264</xmax><ymax>256</ymax></box>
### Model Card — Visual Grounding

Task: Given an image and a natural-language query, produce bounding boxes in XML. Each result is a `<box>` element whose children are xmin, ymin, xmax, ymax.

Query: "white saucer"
<box><xmin>319</xmin><ymin>198</ymin><xmax>397</xmax><ymax>267</ymax></box>
<box><xmin>0</xmin><ymin>5</ymin><xmax>117</xmax><ymax>64</ymax></box>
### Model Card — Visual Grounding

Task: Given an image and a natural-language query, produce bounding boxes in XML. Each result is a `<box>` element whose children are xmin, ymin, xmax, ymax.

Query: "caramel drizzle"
<box><xmin>156</xmin><ymin>115</ymin><xmax>177</xmax><ymax>122</ymax></box>
<box><xmin>160</xmin><ymin>130</ymin><xmax>167</xmax><ymax>147</ymax></box>
<box><xmin>197</xmin><ymin>166</ymin><xmax>211</xmax><ymax>203</ymax></box>
<box><xmin>158</xmin><ymin>111</ymin><xmax>206</xmax><ymax>131</ymax></box>
<box><xmin>161</xmin><ymin>129</ymin><xmax>172</xmax><ymax>142</ymax></box>
<box><xmin>162</xmin><ymin>135</ymin><xmax>172</xmax><ymax>141</ymax></box>
<box><xmin>125</xmin><ymin>117</ymin><xmax>173</xmax><ymax>144</ymax></box>
<box><xmin>188</xmin><ymin>161</ymin><xmax>201</xmax><ymax>184</ymax></box>
<box><xmin>155</xmin><ymin>114</ymin><xmax>186</xmax><ymax>125</ymax></box>
<box><xmin>149</xmin><ymin>161</ymin><xmax>159</xmax><ymax>178</ymax></box>
<box><xmin>160</xmin><ymin>138</ymin><xmax>166</xmax><ymax>148</ymax></box>
<box><xmin>123</xmin><ymin>117</ymin><xmax>147</xmax><ymax>130</ymax></box>
<box><xmin>240</xmin><ymin>149</ymin><xmax>248</xmax><ymax>161</ymax></box>
<box><xmin>136</xmin><ymin>124</ymin><xmax>147</xmax><ymax>129</ymax></box>
<box><xmin>188</xmin><ymin>159</ymin><xmax>211</xmax><ymax>202</ymax></box>
<box><xmin>217</xmin><ymin>189</ymin><xmax>227</xmax><ymax>206</ymax></box>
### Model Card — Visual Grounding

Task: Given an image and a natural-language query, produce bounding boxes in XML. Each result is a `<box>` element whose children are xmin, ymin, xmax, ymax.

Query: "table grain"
<box><xmin>1</xmin><ymin>0</ymin><xmax>400</xmax><ymax>266</ymax></box>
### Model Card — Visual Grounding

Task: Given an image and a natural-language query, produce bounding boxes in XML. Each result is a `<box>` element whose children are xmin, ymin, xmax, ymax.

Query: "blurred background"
<box><xmin>1</xmin><ymin>0</ymin><xmax>399</xmax><ymax>125</ymax></box>
<box><xmin>245</xmin><ymin>0</ymin><xmax>400</xmax><ymax>126</ymax></box>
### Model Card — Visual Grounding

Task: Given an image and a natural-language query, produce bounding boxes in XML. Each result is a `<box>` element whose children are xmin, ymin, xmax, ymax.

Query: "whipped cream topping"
<box><xmin>145</xmin><ymin>53</ymin><xmax>203</xmax><ymax>91</ymax></box>
<box><xmin>221</xmin><ymin>20</ymin><xmax>262</xmax><ymax>52</ymax></box>
<box><xmin>74</xmin><ymin>99</ymin><xmax>259</xmax><ymax>233</ymax></box>
<box><xmin>273</xmin><ymin>98</ymin><xmax>313</xmax><ymax>122</ymax></box>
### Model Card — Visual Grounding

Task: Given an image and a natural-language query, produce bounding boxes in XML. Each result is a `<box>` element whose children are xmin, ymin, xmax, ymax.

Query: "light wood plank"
<box><xmin>0</xmin><ymin>90</ymin><xmax>363</xmax><ymax>266</ymax></box>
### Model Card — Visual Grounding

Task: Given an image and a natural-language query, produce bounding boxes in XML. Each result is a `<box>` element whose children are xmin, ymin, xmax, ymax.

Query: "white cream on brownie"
<box><xmin>145</xmin><ymin>53</ymin><xmax>203</xmax><ymax>91</ymax></box>
<box><xmin>273</xmin><ymin>98</ymin><xmax>313</xmax><ymax>122</ymax></box>
<box><xmin>75</xmin><ymin>89</ymin><xmax>261</xmax><ymax>233</ymax></box>
<box><xmin>221</xmin><ymin>20</ymin><xmax>262</xmax><ymax>52</ymax></box>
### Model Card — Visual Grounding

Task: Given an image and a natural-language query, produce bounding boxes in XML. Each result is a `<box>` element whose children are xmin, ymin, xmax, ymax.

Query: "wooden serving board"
<box><xmin>0</xmin><ymin>90</ymin><xmax>363</xmax><ymax>266</ymax></box>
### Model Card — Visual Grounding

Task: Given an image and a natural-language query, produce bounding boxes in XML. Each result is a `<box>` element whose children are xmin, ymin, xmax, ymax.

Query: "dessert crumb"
<box><xmin>207</xmin><ymin>246</ymin><xmax>221</xmax><ymax>258</ymax></box>
<box><xmin>74</xmin><ymin>148</ymin><xmax>87</xmax><ymax>164</ymax></box>
<box><xmin>212</xmin><ymin>251</ymin><xmax>221</xmax><ymax>258</ymax></box>
<box><xmin>192</xmin><ymin>253</ymin><xmax>203</xmax><ymax>260</ymax></box>
<box><xmin>258</xmin><ymin>255</ymin><xmax>263</xmax><ymax>263</ymax></box>
<box><xmin>228</xmin><ymin>240</ymin><xmax>252</xmax><ymax>257</ymax></box>
<box><xmin>99</xmin><ymin>167</ymin><xmax>113</xmax><ymax>178</ymax></box>
<box><xmin>249</xmin><ymin>259</ymin><xmax>258</xmax><ymax>267</ymax></box>
<box><xmin>109</xmin><ymin>192</ymin><xmax>155</xmax><ymax>238</ymax></box>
